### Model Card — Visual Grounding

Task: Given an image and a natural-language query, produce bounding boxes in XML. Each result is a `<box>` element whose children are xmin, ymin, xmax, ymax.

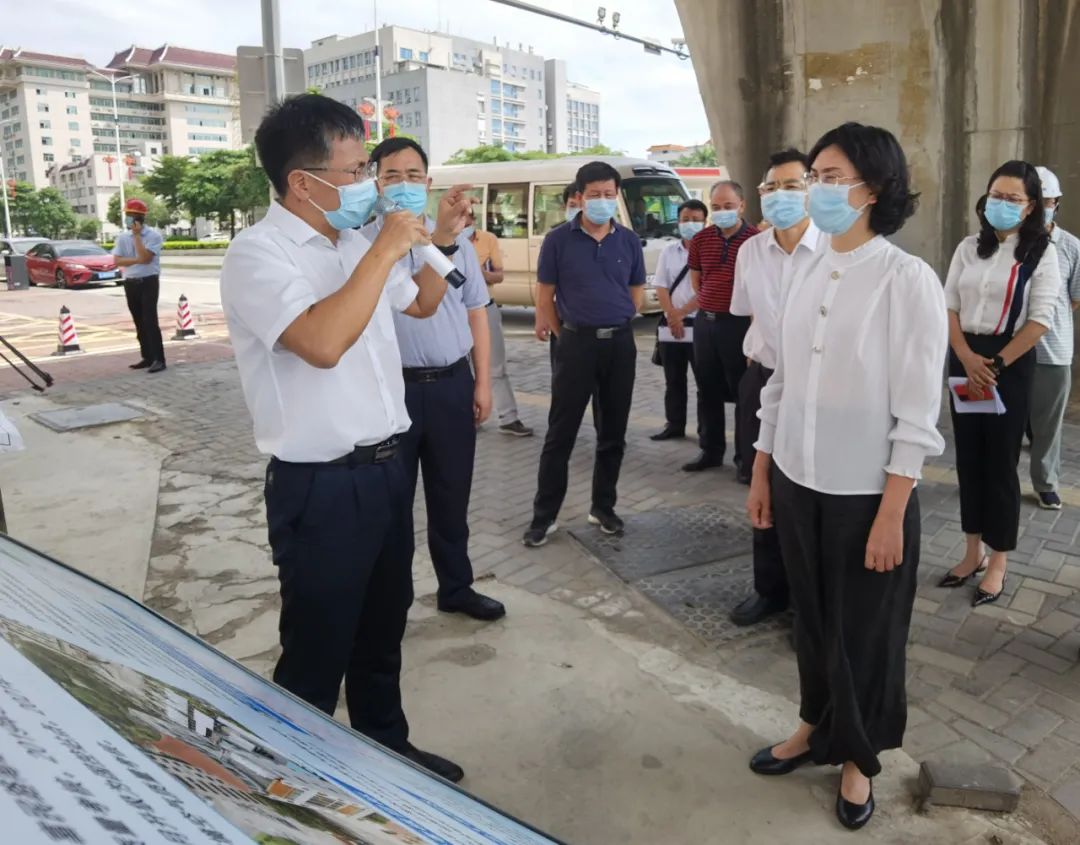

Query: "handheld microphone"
<box><xmin>373</xmin><ymin>196</ymin><xmax>467</xmax><ymax>288</ymax></box>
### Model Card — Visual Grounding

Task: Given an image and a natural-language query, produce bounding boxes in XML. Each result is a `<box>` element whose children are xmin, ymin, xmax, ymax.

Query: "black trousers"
<box><xmin>739</xmin><ymin>361</ymin><xmax>786</xmax><ymax>602</ymax></box>
<box><xmin>123</xmin><ymin>274</ymin><xmax>165</xmax><ymax>364</ymax></box>
<box><xmin>659</xmin><ymin>338</ymin><xmax>702</xmax><ymax>441</ymax></box>
<box><xmin>266</xmin><ymin>455</ymin><xmax>413</xmax><ymax>751</ymax></box>
<box><xmin>399</xmin><ymin>361</ymin><xmax>476</xmax><ymax>602</ymax></box>
<box><xmin>772</xmin><ymin>467</ymin><xmax>920</xmax><ymax>778</ymax></box>
<box><xmin>693</xmin><ymin>312</ymin><xmax>749</xmax><ymax>464</ymax></box>
<box><xmin>533</xmin><ymin>326</ymin><xmax>636</xmax><ymax>526</ymax></box>
<box><xmin>949</xmin><ymin>333</ymin><xmax>1035</xmax><ymax>552</ymax></box>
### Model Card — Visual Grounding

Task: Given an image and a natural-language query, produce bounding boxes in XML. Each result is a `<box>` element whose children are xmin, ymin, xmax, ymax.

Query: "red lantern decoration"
<box><xmin>102</xmin><ymin>154</ymin><xmax>116</xmax><ymax>180</ymax></box>
<box><xmin>124</xmin><ymin>154</ymin><xmax>136</xmax><ymax>181</ymax></box>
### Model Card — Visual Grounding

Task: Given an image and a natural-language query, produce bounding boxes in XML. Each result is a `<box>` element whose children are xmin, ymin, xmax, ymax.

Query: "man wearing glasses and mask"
<box><xmin>728</xmin><ymin>149</ymin><xmax>825</xmax><ymax>628</ymax></box>
<box><xmin>221</xmin><ymin>95</ymin><xmax>471</xmax><ymax>782</ymax></box>
<box><xmin>362</xmin><ymin>137</ymin><xmax>507</xmax><ymax>624</ymax></box>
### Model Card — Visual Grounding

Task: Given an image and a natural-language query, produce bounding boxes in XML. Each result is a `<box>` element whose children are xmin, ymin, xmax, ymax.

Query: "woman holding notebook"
<box><xmin>940</xmin><ymin>160</ymin><xmax>1061</xmax><ymax>606</ymax></box>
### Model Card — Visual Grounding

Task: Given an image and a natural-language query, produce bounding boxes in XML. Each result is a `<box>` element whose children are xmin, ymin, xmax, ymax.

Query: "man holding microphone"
<box><xmin>221</xmin><ymin>94</ymin><xmax>470</xmax><ymax>782</ymax></box>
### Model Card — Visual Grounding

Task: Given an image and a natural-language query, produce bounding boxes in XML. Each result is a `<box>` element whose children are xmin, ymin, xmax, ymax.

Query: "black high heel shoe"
<box><xmin>937</xmin><ymin>556</ymin><xmax>988</xmax><ymax>588</ymax></box>
<box><xmin>836</xmin><ymin>781</ymin><xmax>874</xmax><ymax>830</ymax></box>
<box><xmin>973</xmin><ymin>573</ymin><xmax>1007</xmax><ymax>607</ymax></box>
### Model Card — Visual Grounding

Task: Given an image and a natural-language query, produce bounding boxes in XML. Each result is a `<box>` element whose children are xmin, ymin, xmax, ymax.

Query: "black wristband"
<box><xmin>435</xmin><ymin>243</ymin><xmax>459</xmax><ymax>256</ymax></box>
<box><xmin>991</xmin><ymin>354</ymin><xmax>1006</xmax><ymax>374</ymax></box>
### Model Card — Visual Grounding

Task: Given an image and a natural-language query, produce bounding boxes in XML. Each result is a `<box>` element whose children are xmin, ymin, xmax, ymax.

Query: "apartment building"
<box><xmin>305</xmin><ymin>27</ymin><xmax>600</xmax><ymax>165</ymax></box>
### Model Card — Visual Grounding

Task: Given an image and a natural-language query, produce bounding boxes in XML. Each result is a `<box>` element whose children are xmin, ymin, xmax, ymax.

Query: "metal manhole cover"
<box><xmin>568</xmin><ymin>502</ymin><xmax>752</xmax><ymax>581</ymax></box>
<box><xmin>638</xmin><ymin>557</ymin><xmax>792</xmax><ymax>645</ymax></box>
<box><xmin>30</xmin><ymin>402</ymin><xmax>145</xmax><ymax>432</ymax></box>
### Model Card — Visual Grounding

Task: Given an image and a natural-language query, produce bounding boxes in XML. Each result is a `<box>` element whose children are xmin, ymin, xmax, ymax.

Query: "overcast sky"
<box><xmin>6</xmin><ymin>0</ymin><xmax>709</xmax><ymax>157</ymax></box>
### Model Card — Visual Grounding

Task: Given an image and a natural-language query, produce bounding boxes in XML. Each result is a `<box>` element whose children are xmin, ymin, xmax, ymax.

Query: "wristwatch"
<box><xmin>990</xmin><ymin>354</ymin><xmax>1005</xmax><ymax>375</ymax></box>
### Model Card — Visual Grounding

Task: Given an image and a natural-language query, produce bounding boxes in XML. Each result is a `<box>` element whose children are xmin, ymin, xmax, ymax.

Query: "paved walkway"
<box><xmin>5</xmin><ymin>331</ymin><xmax>1080</xmax><ymax>839</ymax></box>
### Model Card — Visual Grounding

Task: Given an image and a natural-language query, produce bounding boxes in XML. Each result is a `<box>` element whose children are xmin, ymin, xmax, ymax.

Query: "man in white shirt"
<box><xmin>729</xmin><ymin>149</ymin><xmax>824</xmax><ymax>627</ymax></box>
<box><xmin>220</xmin><ymin>94</ymin><xmax>471</xmax><ymax>783</ymax></box>
<box><xmin>1030</xmin><ymin>166</ymin><xmax>1080</xmax><ymax>510</ymax></box>
<box><xmin>650</xmin><ymin>199</ymin><xmax>708</xmax><ymax>441</ymax></box>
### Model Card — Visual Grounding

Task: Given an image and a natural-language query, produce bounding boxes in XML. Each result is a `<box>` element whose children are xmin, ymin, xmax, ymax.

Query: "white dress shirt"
<box><xmin>221</xmin><ymin>202</ymin><xmax>418</xmax><ymax>462</ymax></box>
<box><xmin>757</xmin><ymin>236</ymin><xmax>948</xmax><ymax>494</ymax></box>
<box><xmin>943</xmin><ymin>234</ymin><xmax>1060</xmax><ymax>335</ymax></box>
<box><xmin>730</xmin><ymin>222</ymin><xmax>824</xmax><ymax>370</ymax></box>
<box><xmin>653</xmin><ymin>239</ymin><xmax>697</xmax><ymax>315</ymax></box>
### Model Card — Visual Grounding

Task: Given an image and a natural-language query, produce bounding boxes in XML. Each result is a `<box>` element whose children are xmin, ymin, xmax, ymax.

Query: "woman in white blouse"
<box><xmin>746</xmin><ymin>122</ymin><xmax>948</xmax><ymax>831</ymax></box>
<box><xmin>938</xmin><ymin>161</ymin><xmax>1059</xmax><ymax>605</ymax></box>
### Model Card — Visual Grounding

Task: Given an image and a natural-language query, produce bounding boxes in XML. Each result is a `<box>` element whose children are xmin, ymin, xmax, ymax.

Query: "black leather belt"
<box><xmin>402</xmin><ymin>357</ymin><xmax>469</xmax><ymax>383</ymax></box>
<box><xmin>325</xmin><ymin>437</ymin><xmax>400</xmax><ymax>466</ymax></box>
<box><xmin>561</xmin><ymin>321</ymin><xmax>631</xmax><ymax>339</ymax></box>
<box><xmin>701</xmin><ymin>310</ymin><xmax>723</xmax><ymax>321</ymax></box>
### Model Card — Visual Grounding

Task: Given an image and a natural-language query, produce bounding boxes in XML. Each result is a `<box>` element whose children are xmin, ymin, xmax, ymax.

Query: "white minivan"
<box><xmin>426</xmin><ymin>156</ymin><xmax>692</xmax><ymax>312</ymax></box>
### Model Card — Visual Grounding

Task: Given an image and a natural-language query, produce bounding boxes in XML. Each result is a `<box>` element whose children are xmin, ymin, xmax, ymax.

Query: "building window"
<box><xmin>187</xmin><ymin>132</ymin><xmax>228</xmax><ymax>142</ymax></box>
<box><xmin>43</xmin><ymin>153</ymin><xmax>54</xmax><ymax>162</ymax></box>
<box><xmin>68</xmin><ymin>121</ymin><xmax>79</xmax><ymax>131</ymax></box>
<box><xmin>66</xmin><ymin>105</ymin><xmax>77</xmax><ymax>115</ymax></box>
<box><xmin>65</xmin><ymin>91</ymin><xmax>76</xmax><ymax>99</ymax></box>
<box><xmin>419</xmin><ymin>51</ymin><xmax>429</xmax><ymax>62</ymax></box>
<box><xmin>490</xmin><ymin>80</ymin><xmax>500</xmax><ymax>95</ymax></box>
<box><xmin>71</xmin><ymin>139</ymin><xmax>81</xmax><ymax>148</ymax></box>
<box><xmin>41</xmin><ymin>137</ymin><xmax>52</xmax><ymax>146</ymax></box>
<box><xmin>35</xmin><ymin>88</ymin><xmax>45</xmax><ymax>95</ymax></box>
<box><xmin>38</xmin><ymin>103</ymin><xmax>50</xmax><ymax>113</ymax></box>
<box><xmin>414</xmin><ymin>86</ymin><xmax>420</xmax><ymax>99</ymax></box>
<box><xmin>415</xmin><ymin>111</ymin><xmax>421</xmax><ymax>127</ymax></box>
<box><xmin>400</xmin><ymin>47</ymin><xmax>413</xmax><ymax>60</ymax></box>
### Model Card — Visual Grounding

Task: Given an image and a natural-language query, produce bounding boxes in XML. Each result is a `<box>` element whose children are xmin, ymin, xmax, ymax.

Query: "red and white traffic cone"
<box><xmin>173</xmin><ymin>294</ymin><xmax>197</xmax><ymax>340</ymax></box>
<box><xmin>55</xmin><ymin>305</ymin><xmax>82</xmax><ymax>355</ymax></box>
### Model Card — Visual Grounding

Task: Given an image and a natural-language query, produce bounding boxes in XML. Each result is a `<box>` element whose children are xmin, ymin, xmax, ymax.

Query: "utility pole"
<box><xmin>88</xmin><ymin>70</ymin><xmax>134</xmax><ymax>221</ymax></box>
<box><xmin>261</xmin><ymin>0</ymin><xmax>286</xmax><ymax>105</ymax></box>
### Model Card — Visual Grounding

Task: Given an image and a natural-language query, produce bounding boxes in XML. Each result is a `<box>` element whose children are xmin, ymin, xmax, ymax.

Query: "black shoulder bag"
<box><xmin>651</xmin><ymin>264</ymin><xmax>691</xmax><ymax>366</ymax></box>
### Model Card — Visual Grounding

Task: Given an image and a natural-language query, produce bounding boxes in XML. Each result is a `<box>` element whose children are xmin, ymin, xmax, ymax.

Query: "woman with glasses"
<box><xmin>747</xmin><ymin>122</ymin><xmax>947</xmax><ymax>830</ymax></box>
<box><xmin>938</xmin><ymin>161</ymin><xmax>1060</xmax><ymax>605</ymax></box>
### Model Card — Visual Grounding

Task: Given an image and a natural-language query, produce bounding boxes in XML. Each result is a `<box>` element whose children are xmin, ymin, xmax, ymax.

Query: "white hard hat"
<box><xmin>1037</xmin><ymin>166</ymin><xmax>1062</xmax><ymax>198</ymax></box>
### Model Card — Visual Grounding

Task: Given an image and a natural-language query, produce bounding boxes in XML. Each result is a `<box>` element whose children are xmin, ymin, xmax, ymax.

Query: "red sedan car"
<box><xmin>25</xmin><ymin>240</ymin><xmax>122</xmax><ymax>288</ymax></box>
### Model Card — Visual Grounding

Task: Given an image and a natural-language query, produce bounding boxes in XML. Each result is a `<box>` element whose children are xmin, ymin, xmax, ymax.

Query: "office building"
<box><xmin>305</xmin><ymin>27</ymin><xmax>600</xmax><ymax>165</ymax></box>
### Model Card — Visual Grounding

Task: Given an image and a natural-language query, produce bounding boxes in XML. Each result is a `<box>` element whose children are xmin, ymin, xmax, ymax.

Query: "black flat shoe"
<box><xmin>749</xmin><ymin>744</ymin><xmax>813</xmax><ymax>776</ymax></box>
<box><xmin>836</xmin><ymin>782</ymin><xmax>874</xmax><ymax>830</ymax></box>
<box><xmin>730</xmin><ymin>593</ymin><xmax>787</xmax><ymax>627</ymax></box>
<box><xmin>649</xmin><ymin>425</ymin><xmax>685</xmax><ymax>441</ymax></box>
<box><xmin>147</xmin><ymin>361</ymin><xmax>167</xmax><ymax>374</ymax></box>
<box><xmin>129</xmin><ymin>359</ymin><xmax>151</xmax><ymax>370</ymax></box>
<box><xmin>437</xmin><ymin>588</ymin><xmax>507</xmax><ymax>621</ymax></box>
<box><xmin>402</xmin><ymin>745</ymin><xmax>464</xmax><ymax>783</ymax></box>
<box><xmin>973</xmin><ymin>573</ymin><xmax>1007</xmax><ymax>608</ymax></box>
<box><xmin>682</xmin><ymin>451</ymin><xmax>723</xmax><ymax>472</ymax></box>
<box><xmin>937</xmin><ymin>556</ymin><xmax>988</xmax><ymax>588</ymax></box>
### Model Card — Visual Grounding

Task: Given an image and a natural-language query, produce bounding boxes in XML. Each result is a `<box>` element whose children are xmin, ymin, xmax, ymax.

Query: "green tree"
<box><xmin>178</xmin><ymin>147</ymin><xmax>268</xmax><ymax>236</ymax></box>
<box><xmin>444</xmin><ymin>142</ymin><xmax>625</xmax><ymax>165</ymax></box>
<box><xmin>76</xmin><ymin>216</ymin><xmax>101</xmax><ymax>240</ymax></box>
<box><xmin>26</xmin><ymin>188</ymin><xmax>77</xmax><ymax>238</ymax></box>
<box><xmin>671</xmin><ymin>144</ymin><xmax>718</xmax><ymax>167</ymax></box>
<box><xmin>6</xmin><ymin>180</ymin><xmax>37</xmax><ymax>235</ymax></box>
<box><xmin>106</xmin><ymin>184</ymin><xmax>171</xmax><ymax>228</ymax></box>
<box><xmin>140</xmin><ymin>155</ymin><xmax>191</xmax><ymax>217</ymax></box>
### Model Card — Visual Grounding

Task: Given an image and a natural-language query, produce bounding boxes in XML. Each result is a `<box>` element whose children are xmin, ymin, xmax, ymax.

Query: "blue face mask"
<box><xmin>711</xmin><ymin>209</ymin><xmax>739</xmax><ymax>229</ymax></box>
<box><xmin>678</xmin><ymin>221</ymin><xmax>705</xmax><ymax>241</ymax></box>
<box><xmin>808</xmin><ymin>182</ymin><xmax>867</xmax><ymax>235</ymax></box>
<box><xmin>566</xmin><ymin>206</ymin><xmax>581</xmax><ymax>222</ymax></box>
<box><xmin>761</xmin><ymin>190</ymin><xmax>808</xmax><ymax>230</ymax></box>
<box><xmin>382</xmin><ymin>181</ymin><xmax>429</xmax><ymax>216</ymax></box>
<box><xmin>1043</xmin><ymin>205</ymin><xmax>1056</xmax><ymax>227</ymax></box>
<box><xmin>307</xmin><ymin>172</ymin><xmax>378</xmax><ymax>230</ymax></box>
<box><xmin>984</xmin><ymin>197</ymin><xmax>1026</xmax><ymax>232</ymax></box>
<box><xmin>584</xmin><ymin>198</ymin><xmax>617</xmax><ymax>224</ymax></box>
<box><xmin>124</xmin><ymin>215</ymin><xmax>135</xmax><ymax>228</ymax></box>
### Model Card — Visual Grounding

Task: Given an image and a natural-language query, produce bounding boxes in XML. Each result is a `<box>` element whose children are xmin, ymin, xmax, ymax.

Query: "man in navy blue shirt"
<box><xmin>525</xmin><ymin>161</ymin><xmax>646</xmax><ymax>546</ymax></box>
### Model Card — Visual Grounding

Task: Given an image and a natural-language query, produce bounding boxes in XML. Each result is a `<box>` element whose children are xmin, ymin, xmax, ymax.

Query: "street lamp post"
<box><xmin>88</xmin><ymin>69</ymin><xmax>134</xmax><ymax>225</ymax></box>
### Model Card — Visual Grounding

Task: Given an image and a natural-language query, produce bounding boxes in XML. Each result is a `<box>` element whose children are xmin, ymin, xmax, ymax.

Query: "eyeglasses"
<box><xmin>378</xmin><ymin>170</ymin><xmax>428</xmax><ymax>186</ymax></box>
<box><xmin>987</xmin><ymin>191</ymin><xmax>1029</xmax><ymax>204</ymax></box>
<box><xmin>305</xmin><ymin>162</ymin><xmax>375</xmax><ymax>183</ymax></box>
<box><xmin>806</xmin><ymin>173</ymin><xmax>863</xmax><ymax>187</ymax></box>
<box><xmin>758</xmin><ymin>175</ymin><xmax>810</xmax><ymax>195</ymax></box>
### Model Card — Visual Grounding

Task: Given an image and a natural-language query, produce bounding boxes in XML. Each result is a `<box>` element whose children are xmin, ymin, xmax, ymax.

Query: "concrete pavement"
<box><xmin>1</xmin><ymin>333</ymin><xmax>1077</xmax><ymax>842</ymax></box>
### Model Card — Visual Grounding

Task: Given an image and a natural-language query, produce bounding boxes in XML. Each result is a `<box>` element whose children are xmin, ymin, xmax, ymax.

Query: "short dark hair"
<box><xmin>254</xmin><ymin>93</ymin><xmax>365</xmax><ymax>197</ymax></box>
<box><xmin>767</xmin><ymin>148</ymin><xmax>811</xmax><ymax>173</ymax></box>
<box><xmin>369</xmin><ymin>136</ymin><xmax>429</xmax><ymax>172</ymax></box>
<box><xmin>575</xmin><ymin>161</ymin><xmax>621</xmax><ymax>192</ymax></box>
<box><xmin>678</xmin><ymin>199</ymin><xmax>709</xmax><ymax>217</ymax></box>
<box><xmin>808</xmin><ymin>122</ymin><xmax>917</xmax><ymax>236</ymax></box>
<box><xmin>709</xmin><ymin>180</ymin><xmax>744</xmax><ymax>200</ymax></box>
<box><xmin>977</xmin><ymin>160</ymin><xmax>1050</xmax><ymax>265</ymax></box>
<box><xmin>562</xmin><ymin>182</ymin><xmax>578</xmax><ymax>205</ymax></box>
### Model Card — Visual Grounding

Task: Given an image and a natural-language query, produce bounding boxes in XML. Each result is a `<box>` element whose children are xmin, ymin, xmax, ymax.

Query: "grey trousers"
<box><xmin>486</xmin><ymin>302</ymin><xmax>520</xmax><ymax>425</ymax></box>
<box><xmin>1030</xmin><ymin>363</ymin><xmax>1071</xmax><ymax>492</ymax></box>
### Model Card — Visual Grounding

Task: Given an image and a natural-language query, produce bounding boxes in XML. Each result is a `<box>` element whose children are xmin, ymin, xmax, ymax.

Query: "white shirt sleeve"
<box><xmin>943</xmin><ymin>240</ymin><xmax>965</xmax><ymax>313</ymax></box>
<box><xmin>1025</xmin><ymin>243</ymin><xmax>1062</xmax><ymax>329</ymax></box>
<box><xmin>221</xmin><ymin>236</ymin><xmax>318</xmax><ymax>350</ymax></box>
<box><xmin>729</xmin><ymin>249</ymin><xmax>751</xmax><ymax>317</ymax></box>
<box><xmin>884</xmin><ymin>258</ymin><xmax>948</xmax><ymax>479</ymax></box>
<box><xmin>386</xmin><ymin>262</ymin><xmax>420</xmax><ymax>313</ymax></box>
<box><xmin>652</xmin><ymin>244</ymin><xmax>676</xmax><ymax>289</ymax></box>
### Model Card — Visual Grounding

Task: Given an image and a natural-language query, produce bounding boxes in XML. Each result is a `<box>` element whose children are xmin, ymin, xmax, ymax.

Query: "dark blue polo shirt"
<box><xmin>537</xmin><ymin>215</ymin><xmax>646</xmax><ymax>326</ymax></box>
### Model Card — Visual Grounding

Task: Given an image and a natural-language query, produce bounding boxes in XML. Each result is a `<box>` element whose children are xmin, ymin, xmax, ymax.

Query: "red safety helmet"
<box><xmin>124</xmin><ymin>197</ymin><xmax>149</xmax><ymax>215</ymax></box>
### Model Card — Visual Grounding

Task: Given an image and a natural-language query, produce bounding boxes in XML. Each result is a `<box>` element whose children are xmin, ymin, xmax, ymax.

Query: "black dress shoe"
<box><xmin>973</xmin><ymin>574</ymin><xmax>1007</xmax><ymax>608</ymax></box>
<box><xmin>730</xmin><ymin>593</ymin><xmax>787</xmax><ymax>627</ymax></box>
<box><xmin>682</xmin><ymin>451</ymin><xmax>723</xmax><ymax>472</ymax></box>
<box><xmin>749</xmin><ymin>744</ymin><xmax>813</xmax><ymax>775</ymax></box>
<box><xmin>438</xmin><ymin>588</ymin><xmax>506</xmax><ymax>621</ymax></box>
<box><xmin>836</xmin><ymin>782</ymin><xmax>874</xmax><ymax>830</ymax></box>
<box><xmin>650</xmin><ymin>425</ymin><xmax>685</xmax><ymax>441</ymax></box>
<box><xmin>937</xmin><ymin>556</ymin><xmax>988</xmax><ymax>588</ymax></box>
<box><xmin>129</xmin><ymin>359</ymin><xmax>151</xmax><ymax>370</ymax></box>
<box><xmin>147</xmin><ymin>360</ymin><xmax>167</xmax><ymax>373</ymax></box>
<box><xmin>403</xmin><ymin>745</ymin><xmax>464</xmax><ymax>783</ymax></box>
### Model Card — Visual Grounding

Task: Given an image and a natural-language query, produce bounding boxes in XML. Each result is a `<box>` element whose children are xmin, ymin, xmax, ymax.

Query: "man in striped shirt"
<box><xmin>684</xmin><ymin>180</ymin><xmax>759</xmax><ymax>477</ymax></box>
<box><xmin>1030</xmin><ymin>166</ymin><xmax>1080</xmax><ymax>510</ymax></box>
